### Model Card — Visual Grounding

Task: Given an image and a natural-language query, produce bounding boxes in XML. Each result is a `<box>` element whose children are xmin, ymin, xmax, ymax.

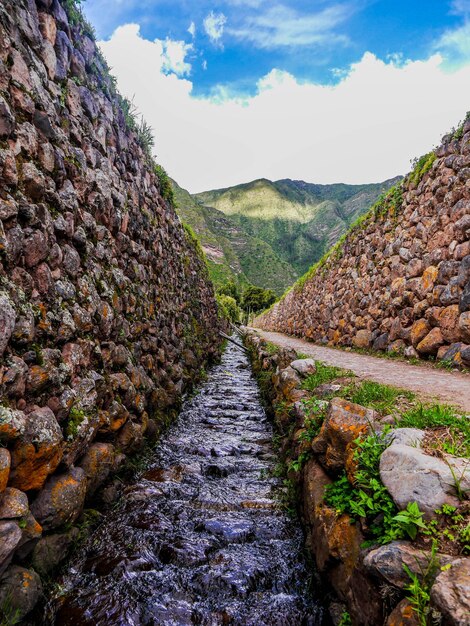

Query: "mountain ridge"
<box><xmin>195</xmin><ymin>176</ymin><xmax>402</xmax><ymax>275</ymax></box>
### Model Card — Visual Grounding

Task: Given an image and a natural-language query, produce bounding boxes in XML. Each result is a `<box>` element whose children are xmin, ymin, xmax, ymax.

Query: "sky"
<box><xmin>83</xmin><ymin>0</ymin><xmax>470</xmax><ymax>192</ymax></box>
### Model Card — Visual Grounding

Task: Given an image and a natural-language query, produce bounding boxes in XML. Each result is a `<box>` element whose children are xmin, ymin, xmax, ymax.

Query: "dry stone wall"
<box><xmin>256</xmin><ymin>129</ymin><xmax>470</xmax><ymax>366</ymax></box>
<box><xmin>0</xmin><ymin>0</ymin><xmax>221</xmax><ymax>615</ymax></box>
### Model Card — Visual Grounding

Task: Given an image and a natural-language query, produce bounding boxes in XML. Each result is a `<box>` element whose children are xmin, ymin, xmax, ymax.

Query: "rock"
<box><xmin>0</xmin><ymin>521</ymin><xmax>22</xmax><ymax>575</ymax></box>
<box><xmin>0</xmin><ymin>293</ymin><xmax>16</xmax><ymax>357</ymax></box>
<box><xmin>440</xmin><ymin>306</ymin><xmax>462</xmax><ymax>343</ymax></box>
<box><xmin>404</xmin><ymin>345</ymin><xmax>419</xmax><ymax>359</ymax></box>
<box><xmin>312</xmin><ymin>398</ymin><xmax>377</xmax><ymax>471</ymax></box>
<box><xmin>0</xmin><ymin>449</ymin><xmax>10</xmax><ymax>493</ymax></box>
<box><xmin>410</xmin><ymin>319</ymin><xmax>430</xmax><ymax>346</ymax></box>
<box><xmin>277</xmin><ymin>366</ymin><xmax>302</xmax><ymax>401</ymax></box>
<box><xmin>31</xmin><ymin>467</ymin><xmax>87</xmax><ymax>530</ymax></box>
<box><xmin>386</xmin><ymin>599</ymin><xmax>420</xmax><ymax>625</ymax></box>
<box><xmin>31</xmin><ymin>528</ymin><xmax>79</xmax><ymax>576</ymax></box>
<box><xmin>364</xmin><ymin>541</ymin><xmax>452</xmax><ymax>588</ymax></box>
<box><xmin>416</xmin><ymin>327</ymin><xmax>445</xmax><ymax>355</ymax></box>
<box><xmin>380</xmin><ymin>445</ymin><xmax>470</xmax><ymax>516</ymax></box>
<box><xmin>0</xmin><ymin>97</ymin><xmax>14</xmax><ymax>137</ymax></box>
<box><xmin>353</xmin><ymin>329</ymin><xmax>372</xmax><ymax>348</ymax></box>
<box><xmin>78</xmin><ymin>442</ymin><xmax>115</xmax><ymax>497</ymax></box>
<box><xmin>290</xmin><ymin>358</ymin><xmax>316</xmax><ymax>377</ymax></box>
<box><xmin>431</xmin><ymin>558</ymin><xmax>470</xmax><ymax>626</ymax></box>
<box><xmin>460</xmin><ymin>281</ymin><xmax>470</xmax><ymax>312</ymax></box>
<box><xmin>0</xmin><ymin>406</ymin><xmax>27</xmax><ymax>442</ymax></box>
<box><xmin>0</xmin><ymin>488</ymin><xmax>29</xmax><ymax>519</ymax></box>
<box><xmin>9</xmin><ymin>407</ymin><xmax>63</xmax><ymax>491</ymax></box>
<box><xmin>0</xmin><ymin>566</ymin><xmax>42</xmax><ymax>621</ymax></box>
<box><xmin>459</xmin><ymin>311</ymin><xmax>470</xmax><ymax>342</ymax></box>
<box><xmin>385</xmin><ymin>428</ymin><xmax>425</xmax><ymax>447</ymax></box>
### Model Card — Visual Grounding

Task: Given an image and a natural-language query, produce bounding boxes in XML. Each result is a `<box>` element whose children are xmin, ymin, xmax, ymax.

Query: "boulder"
<box><xmin>380</xmin><ymin>445</ymin><xmax>470</xmax><ymax>516</ymax></box>
<box><xmin>364</xmin><ymin>541</ymin><xmax>453</xmax><ymax>588</ymax></box>
<box><xmin>312</xmin><ymin>398</ymin><xmax>377</xmax><ymax>471</ymax></box>
<box><xmin>0</xmin><ymin>488</ymin><xmax>29</xmax><ymax>519</ymax></box>
<box><xmin>78</xmin><ymin>442</ymin><xmax>115</xmax><ymax>497</ymax></box>
<box><xmin>290</xmin><ymin>358</ymin><xmax>316</xmax><ymax>377</ymax></box>
<box><xmin>31</xmin><ymin>467</ymin><xmax>87</xmax><ymax>530</ymax></box>
<box><xmin>353</xmin><ymin>329</ymin><xmax>372</xmax><ymax>348</ymax></box>
<box><xmin>386</xmin><ymin>599</ymin><xmax>420</xmax><ymax>626</ymax></box>
<box><xmin>416</xmin><ymin>328</ymin><xmax>445</xmax><ymax>355</ymax></box>
<box><xmin>31</xmin><ymin>528</ymin><xmax>79</xmax><ymax>576</ymax></box>
<box><xmin>0</xmin><ymin>566</ymin><xmax>42</xmax><ymax>621</ymax></box>
<box><xmin>431</xmin><ymin>558</ymin><xmax>470</xmax><ymax>626</ymax></box>
<box><xmin>0</xmin><ymin>521</ymin><xmax>22</xmax><ymax>575</ymax></box>
<box><xmin>9</xmin><ymin>407</ymin><xmax>63</xmax><ymax>491</ymax></box>
<box><xmin>0</xmin><ymin>293</ymin><xmax>16</xmax><ymax>357</ymax></box>
<box><xmin>385</xmin><ymin>428</ymin><xmax>425</xmax><ymax>448</ymax></box>
<box><xmin>0</xmin><ymin>449</ymin><xmax>10</xmax><ymax>492</ymax></box>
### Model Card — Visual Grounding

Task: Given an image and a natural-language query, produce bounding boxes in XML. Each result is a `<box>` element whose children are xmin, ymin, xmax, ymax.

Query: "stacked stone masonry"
<box><xmin>257</xmin><ymin>127</ymin><xmax>470</xmax><ymax>366</ymax></box>
<box><xmin>0</xmin><ymin>0</ymin><xmax>220</xmax><ymax>615</ymax></box>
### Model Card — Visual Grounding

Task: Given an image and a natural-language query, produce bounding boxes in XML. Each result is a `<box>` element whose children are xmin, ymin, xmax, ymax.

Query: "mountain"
<box><xmin>172</xmin><ymin>181</ymin><xmax>297</xmax><ymax>295</ymax></box>
<box><xmin>196</xmin><ymin>177</ymin><xmax>402</xmax><ymax>275</ymax></box>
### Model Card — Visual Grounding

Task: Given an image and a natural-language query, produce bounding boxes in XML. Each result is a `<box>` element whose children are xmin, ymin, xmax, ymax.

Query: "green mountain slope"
<box><xmin>172</xmin><ymin>180</ymin><xmax>297</xmax><ymax>295</ymax></box>
<box><xmin>196</xmin><ymin>177</ymin><xmax>402</xmax><ymax>275</ymax></box>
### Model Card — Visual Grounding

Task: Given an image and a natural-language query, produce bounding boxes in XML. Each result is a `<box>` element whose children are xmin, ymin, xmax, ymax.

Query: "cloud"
<box><xmin>451</xmin><ymin>0</ymin><xmax>470</xmax><ymax>15</ymax></box>
<box><xmin>188</xmin><ymin>21</ymin><xmax>196</xmax><ymax>38</ymax></box>
<box><xmin>228</xmin><ymin>3</ymin><xmax>352</xmax><ymax>48</ymax></box>
<box><xmin>203</xmin><ymin>11</ymin><xmax>227</xmax><ymax>44</ymax></box>
<box><xmin>99</xmin><ymin>24</ymin><xmax>470</xmax><ymax>193</ymax></box>
<box><xmin>161</xmin><ymin>38</ymin><xmax>193</xmax><ymax>76</ymax></box>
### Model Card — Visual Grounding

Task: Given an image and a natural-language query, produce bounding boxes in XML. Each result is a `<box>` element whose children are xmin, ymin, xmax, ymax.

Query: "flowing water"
<box><xmin>47</xmin><ymin>342</ymin><xmax>327</xmax><ymax>626</ymax></box>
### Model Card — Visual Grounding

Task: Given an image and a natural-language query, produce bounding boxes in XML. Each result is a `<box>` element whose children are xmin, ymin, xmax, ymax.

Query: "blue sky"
<box><xmin>84</xmin><ymin>1</ymin><xmax>470</xmax><ymax>191</ymax></box>
<box><xmin>85</xmin><ymin>0</ymin><xmax>469</xmax><ymax>96</ymax></box>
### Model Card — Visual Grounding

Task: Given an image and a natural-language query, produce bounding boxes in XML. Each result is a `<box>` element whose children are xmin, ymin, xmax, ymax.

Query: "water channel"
<box><xmin>47</xmin><ymin>342</ymin><xmax>328</xmax><ymax>625</ymax></box>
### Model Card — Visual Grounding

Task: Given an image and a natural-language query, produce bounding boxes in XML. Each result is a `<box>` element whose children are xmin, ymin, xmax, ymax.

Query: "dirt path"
<box><xmin>253</xmin><ymin>329</ymin><xmax>470</xmax><ymax>413</ymax></box>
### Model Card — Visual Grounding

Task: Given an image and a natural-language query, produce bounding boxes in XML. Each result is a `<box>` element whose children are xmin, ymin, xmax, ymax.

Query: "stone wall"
<box><xmin>0</xmin><ymin>0</ymin><xmax>221</xmax><ymax>616</ymax></box>
<box><xmin>245</xmin><ymin>331</ymin><xmax>469</xmax><ymax>626</ymax></box>
<box><xmin>256</xmin><ymin>128</ymin><xmax>470</xmax><ymax>366</ymax></box>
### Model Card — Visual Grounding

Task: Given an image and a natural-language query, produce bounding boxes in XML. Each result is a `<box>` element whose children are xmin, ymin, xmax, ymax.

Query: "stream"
<box><xmin>46</xmin><ymin>341</ymin><xmax>328</xmax><ymax>625</ymax></box>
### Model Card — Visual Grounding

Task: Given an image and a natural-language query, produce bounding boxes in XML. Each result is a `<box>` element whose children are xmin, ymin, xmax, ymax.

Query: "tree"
<box><xmin>217</xmin><ymin>280</ymin><xmax>241</xmax><ymax>305</ymax></box>
<box><xmin>241</xmin><ymin>285</ymin><xmax>276</xmax><ymax>314</ymax></box>
<box><xmin>216</xmin><ymin>294</ymin><xmax>240</xmax><ymax>323</ymax></box>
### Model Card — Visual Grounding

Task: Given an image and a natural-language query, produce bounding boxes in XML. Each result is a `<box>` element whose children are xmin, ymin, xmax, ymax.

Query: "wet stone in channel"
<box><xmin>47</xmin><ymin>342</ymin><xmax>327</xmax><ymax>626</ymax></box>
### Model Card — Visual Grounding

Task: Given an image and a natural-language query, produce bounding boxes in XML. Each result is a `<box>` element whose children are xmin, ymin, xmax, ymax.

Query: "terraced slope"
<box><xmin>173</xmin><ymin>181</ymin><xmax>297</xmax><ymax>294</ymax></box>
<box><xmin>196</xmin><ymin>177</ymin><xmax>401</xmax><ymax>275</ymax></box>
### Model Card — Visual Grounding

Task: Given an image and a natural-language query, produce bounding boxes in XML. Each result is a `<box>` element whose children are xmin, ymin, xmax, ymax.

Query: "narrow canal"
<box><xmin>47</xmin><ymin>342</ymin><xmax>328</xmax><ymax>625</ymax></box>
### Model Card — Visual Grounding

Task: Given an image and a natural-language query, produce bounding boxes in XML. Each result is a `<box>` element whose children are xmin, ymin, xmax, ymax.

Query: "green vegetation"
<box><xmin>154</xmin><ymin>165</ymin><xmax>175</xmax><ymax>204</ymax></box>
<box><xmin>338</xmin><ymin>611</ymin><xmax>352</xmax><ymax>626</ymax></box>
<box><xmin>398</xmin><ymin>404</ymin><xmax>470</xmax><ymax>458</ymax></box>
<box><xmin>172</xmin><ymin>179</ymin><xmax>297</xmax><ymax>294</ymax></box>
<box><xmin>325</xmin><ymin>433</ymin><xmax>427</xmax><ymax>545</ymax></box>
<box><xmin>403</xmin><ymin>540</ymin><xmax>440</xmax><ymax>626</ymax></box>
<box><xmin>407</xmin><ymin>152</ymin><xmax>436</xmax><ymax>187</ymax></box>
<box><xmin>241</xmin><ymin>285</ymin><xmax>276</xmax><ymax>315</ymax></box>
<box><xmin>65</xmin><ymin>405</ymin><xmax>88</xmax><ymax>440</ymax></box>
<box><xmin>339</xmin><ymin>380</ymin><xmax>415</xmax><ymax>416</ymax></box>
<box><xmin>302</xmin><ymin>361</ymin><xmax>351</xmax><ymax>391</ymax></box>
<box><xmin>196</xmin><ymin>177</ymin><xmax>400</xmax><ymax>276</ymax></box>
<box><xmin>298</xmin><ymin>399</ymin><xmax>328</xmax><ymax>442</ymax></box>
<box><xmin>216</xmin><ymin>293</ymin><xmax>240</xmax><ymax>323</ymax></box>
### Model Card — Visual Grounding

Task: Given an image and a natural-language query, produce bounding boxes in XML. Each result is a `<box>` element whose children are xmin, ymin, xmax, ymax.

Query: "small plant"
<box><xmin>338</xmin><ymin>611</ymin><xmax>352</xmax><ymax>626</ymax></box>
<box><xmin>302</xmin><ymin>361</ymin><xmax>351</xmax><ymax>391</ymax></box>
<box><xmin>403</xmin><ymin>540</ymin><xmax>440</xmax><ymax>626</ymax></box>
<box><xmin>288</xmin><ymin>451</ymin><xmax>312</xmax><ymax>473</ymax></box>
<box><xmin>340</xmin><ymin>380</ymin><xmax>414</xmax><ymax>415</ymax></box>
<box><xmin>398</xmin><ymin>404</ymin><xmax>470</xmax><ymax>458</ymax></box>
<box><xmin>154</xmin><ymin>164</ymin><xmax>175</xmax><ymax>204</ymax></box>
<box><xmin>392</xmin><ymin>502</ymin><xmax>427</xmax><ymax>540</ymax></box>
<box><xmin>298</xmin><ymin>398</ymin><xmax>328</xmax><ymax>442</ymax></box>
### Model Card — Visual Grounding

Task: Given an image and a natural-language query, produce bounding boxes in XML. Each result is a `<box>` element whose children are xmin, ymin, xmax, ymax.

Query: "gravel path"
<box><xmin>253</xmin><ymin>329</ymin><xmax>470</xmax><ymax>413</ymax></box>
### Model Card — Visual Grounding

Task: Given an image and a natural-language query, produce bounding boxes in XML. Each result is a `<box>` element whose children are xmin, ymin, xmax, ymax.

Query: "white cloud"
<box><xmin>161</xmin><ymin>38</ymin><xmax>193</xmax><ymax>76</ymax></box>
<box><xmin>203</xmin><ymin>11</ymin><xmax>227</xmax><ymax>44</ymax></box>
<box><xmin>188</xmin><ymin>21</ymin><xmax>196</xmax><ymax>38</ymax></box>
<box><xmin>228</xmin><ymin>3</ymin><xmax>351</xmax><ymax>48</ymax></box>
<box><xmin>99</xmin><ymin>25</ymin><xmax>470</xmax><ymax>193</ymax></box>
<box><xmin>436</xmin><ymin>22</ymin><xmax>470</xmax><ymax>63</ymax></box>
